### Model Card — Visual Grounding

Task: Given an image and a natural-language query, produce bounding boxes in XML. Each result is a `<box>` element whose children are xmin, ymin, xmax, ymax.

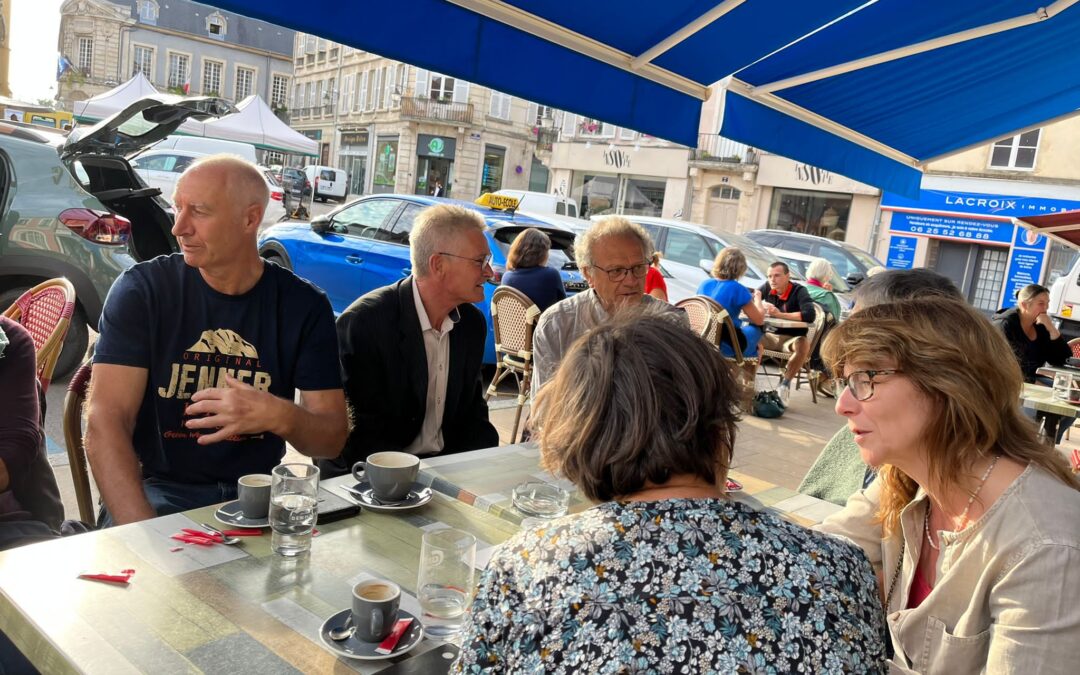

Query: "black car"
<box><xmin>744</xmin><ymin>229</ymin><xmax>885</xmax><ymax>286</ymax></box>
<box><xmin>279</xmin><ymin>167</ymin><xmax>311</xmax><ymax>198</ymax></box>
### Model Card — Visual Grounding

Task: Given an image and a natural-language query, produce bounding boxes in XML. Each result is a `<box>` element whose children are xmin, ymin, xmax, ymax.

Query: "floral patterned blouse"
<box><xmin>455</xmin><ymin>498</ymin><xmax>886</xmax><ymax>674</ymax></box>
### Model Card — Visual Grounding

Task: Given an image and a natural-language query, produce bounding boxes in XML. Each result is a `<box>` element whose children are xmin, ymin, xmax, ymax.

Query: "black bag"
<box><xmin>752</xmin><ymin>390</ymin><xmax>786</xmax><ymax>418</ymax></box>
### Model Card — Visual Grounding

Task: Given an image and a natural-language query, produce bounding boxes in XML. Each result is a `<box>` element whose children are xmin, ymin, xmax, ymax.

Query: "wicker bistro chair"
<box><xmin>484</xmin><ymin>287</ymin><xmax>542</xmax><ymax>444</ymax></box>
<box><xmin>676</xmin><ymin>296</ymin><xmax>757</xmax><ymax>409</ymax></box>
<box><xmin>759</xmin><ymin>301</ymin><xmax>828</xmax><ymax>404</ymax></box>
<box><xmin>62</xmin><ymin>360</ymin><xmax>96</xmax><ymax>525</ymax></box>
<box><xmin>2</xmin><ymin>278</ymin><xmax>77</xmax><ymax>393</ymax></box>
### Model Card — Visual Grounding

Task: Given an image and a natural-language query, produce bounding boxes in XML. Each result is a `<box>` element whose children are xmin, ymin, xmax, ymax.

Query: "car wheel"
<box><xmin>263</xmin><ymin>253</ymin><xmax>291</xmax><ymax>270</ymax></box>
<box><xmin>0</xmin><ymin>288</ymin><xmax>89</xmax><ymax>380</ymax></box>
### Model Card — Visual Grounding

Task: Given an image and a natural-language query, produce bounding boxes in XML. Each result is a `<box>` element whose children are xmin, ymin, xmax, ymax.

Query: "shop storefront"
<box><xmin>481</xmin><ymin>145</ymin><xmax>506</xmax><ymax>194</ymax></box>
<box><xmin>547</xmin><ymin>143</ymin><xmax>690</xmax><ymax>219</ymax></box>
<box><xmin>338</xmin><ymin>129</ymin><xmax>369</xmax><ymax>196</ymax></box>
<box><xmin>753</xmin><ymin>155</ymin><xmax>880</xmax><ymax>247</ymax></box>
<box><xmin>371</xmin><ymin>135</ymin><xmax>399</xmax><ymax>195</ymax></box>
<box><xmin>880</xmin><ymin>178</ymin><xmax>1080</xmax><ymax>311</ymax></box>
<box><xmin>415</xmin><ymin>134</ymin><xmax>457</xmax><ymax>197</ymax></box>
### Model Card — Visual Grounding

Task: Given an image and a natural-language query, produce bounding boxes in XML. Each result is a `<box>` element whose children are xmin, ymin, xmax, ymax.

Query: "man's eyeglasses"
<box><xmin>590</xmin><ymin>262</ymin><xmax>649</xmax><ymax>282</ymax></box>
<box><xmin>439</xmin><ymin>251</ymin><xmax>493</xmax><ymax>270</ymax></box>
<box><xmin>833</xmin><ymin>369</ymin><xmax>901</xmax><ymax>401</ymax></box>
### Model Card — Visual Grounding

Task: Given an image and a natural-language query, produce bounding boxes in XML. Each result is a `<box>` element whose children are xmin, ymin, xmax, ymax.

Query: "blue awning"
<box><xmin>210</xmin><ymin>1</ymin><xmax>1080</xmax><ymax>197</ymax></box>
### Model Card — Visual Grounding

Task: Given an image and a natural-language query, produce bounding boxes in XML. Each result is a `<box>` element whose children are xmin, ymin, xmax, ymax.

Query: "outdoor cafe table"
<box><xmin>762</xmin><ymin>317</ymin><xmax>809</xmax><ymax>330</ymax></box>
<box><xmin>0</xmin><ymin>444</ymin><xmax>841</xmax><ymax>674</ymax></box>
<box><xmin>1021</xmin><ymin>382</ymin><xmax>1080</xmax><ymax>439</ymax></box>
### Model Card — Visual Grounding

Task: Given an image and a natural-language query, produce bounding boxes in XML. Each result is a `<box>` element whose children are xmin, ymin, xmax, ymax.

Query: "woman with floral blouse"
<box><xmin>455</xmin><ymin>311</ymin><xmax>887</xmax><ymax>673</ymax></box>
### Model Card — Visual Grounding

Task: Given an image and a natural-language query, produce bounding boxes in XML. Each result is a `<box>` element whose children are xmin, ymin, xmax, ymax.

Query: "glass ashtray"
<box><xmin>512</xmin><ymin>481</ymin><xmax>570</xmax><ymax>518</ymax></box>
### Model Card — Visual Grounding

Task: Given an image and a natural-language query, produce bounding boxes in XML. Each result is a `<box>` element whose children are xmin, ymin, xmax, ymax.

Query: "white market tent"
<box><xmin>72</xmin><ymin>72</ymin><xmax>158</xmax><ymax>124</ymax></box>
<box><xmin>72</xmin><ymin>75</ymin><xmax>317</xmax><ymax>156</ymax></box>
<box><xmin>200</xmin><ymin>95</ymin><xmax>318</xmax><ymax>156</ymax></box>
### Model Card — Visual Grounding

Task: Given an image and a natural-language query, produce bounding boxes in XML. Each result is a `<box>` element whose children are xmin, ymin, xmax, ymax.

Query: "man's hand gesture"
<box><xmin>185</xmin><ymin>375</ymin><xmax>282</xmax><ymax>444</ymax></box>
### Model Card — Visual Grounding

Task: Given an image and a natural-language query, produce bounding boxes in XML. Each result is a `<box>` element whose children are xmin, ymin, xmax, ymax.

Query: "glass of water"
<box><xmin>1054</xmin><ymin>372</ymin><xmax>1071</xmax><ymax>400</ymax></box>
<box><xmin>417</xmin><ymin>528</ymin><xmax>476</xmax><ymax>640</ymax></box>
<box><xmin>270</xmin><ymin>463</ymin><xmax>319</xmax><ymax>556</ymax></box>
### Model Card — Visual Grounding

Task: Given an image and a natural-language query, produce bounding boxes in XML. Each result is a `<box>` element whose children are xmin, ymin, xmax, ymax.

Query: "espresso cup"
<box><xmin>352</xmin><ymin>452</ymin><xmax>419</xmax><ymax>502</ymax></box>
<box><xmin>237</xmin><ymin>473</ymin><xmax>272</xmax><ymax>519</ymax></box>
<box><xmin>352</xmin><ymin>579</ymin><xmax>400</xmax><ymax>642</ymax></box>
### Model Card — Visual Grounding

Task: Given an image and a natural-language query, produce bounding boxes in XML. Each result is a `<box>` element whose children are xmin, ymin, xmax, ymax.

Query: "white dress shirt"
<box><xmin>404</xmin><ymin>280</ymin><xmax>456</xmax><ymax>455</ymax></box>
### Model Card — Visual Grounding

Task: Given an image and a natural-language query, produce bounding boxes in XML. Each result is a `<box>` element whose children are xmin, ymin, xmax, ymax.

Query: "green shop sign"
<box><xmin>417</xmin><ymin>134</ymin><xmax>456</xmax><ymax>159</ymax></box>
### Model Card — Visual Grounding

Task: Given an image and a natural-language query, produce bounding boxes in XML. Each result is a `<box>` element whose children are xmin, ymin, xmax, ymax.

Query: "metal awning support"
<box><xmin>629</xmin><ymin>0</ymin><xmax>747</xmax><ymax>69</ymax></box>
<box><xmin>753</xmin><ymin>0</ymin><xmax>1078</xmax><ymax>95</ymax></box>
<box><xmin>446</xmin><ymin>0</ymin><xmax>711</xmax><ymax>100</ymax></box>
<box><xmin>726</xmin><ymin>78</ymin><xmax>919</xmax><ymax>167</ymax></box>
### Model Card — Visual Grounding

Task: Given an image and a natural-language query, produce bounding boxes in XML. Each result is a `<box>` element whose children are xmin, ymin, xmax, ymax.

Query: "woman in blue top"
<box><xmin>500</xmin><ymin>228</ymin><xmax>567</xmax><ymax>312</ymax></box>
<box><xmin>697</xmin><ymin>246</ymin><xmax>765</xmax><ymax>357</ymax></box>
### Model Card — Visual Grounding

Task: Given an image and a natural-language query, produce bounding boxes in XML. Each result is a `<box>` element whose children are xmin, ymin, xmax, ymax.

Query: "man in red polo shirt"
<box><xmin>758</xmin><ymin>262</ymin><xmax>817</xmax><ymax>404</ymax></box>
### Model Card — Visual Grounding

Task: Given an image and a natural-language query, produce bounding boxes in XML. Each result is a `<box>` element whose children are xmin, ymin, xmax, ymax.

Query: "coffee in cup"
<box><xmin>352</xmin><ymin>579</ymin><xmax>401</xmax><ymax>642</ymax></box>
<box><xmin>352</xmin><ymin>452</ymin><xmax>420</xmax><ymax>502</ymax></box>
<box><xmin>238</xmin><ymin>473</ymin><xmax>272</xmax><ymax>519</ymax></box>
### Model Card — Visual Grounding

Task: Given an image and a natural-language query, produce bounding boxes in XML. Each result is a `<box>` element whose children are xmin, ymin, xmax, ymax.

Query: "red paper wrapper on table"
<box><xmin>1071</xmin><ymin>448</ymin><xmax>1080</xmax><ymax>473</ymax></box>
<box><xmin>78</xmin><ymin>569</ymin><xmax>135</xmax><ymax>585</ymax></box>
<box><xmin>375</xmin><ymin>618</ymin><xmax>414</xmax><ymax>655</ymax></box>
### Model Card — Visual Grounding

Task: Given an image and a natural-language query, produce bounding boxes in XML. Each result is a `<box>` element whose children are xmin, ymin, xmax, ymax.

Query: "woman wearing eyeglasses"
<box><xmin>817</xmin><ymin>296</ymin><xmax>1080</xmax><ymax>674</ymax></box>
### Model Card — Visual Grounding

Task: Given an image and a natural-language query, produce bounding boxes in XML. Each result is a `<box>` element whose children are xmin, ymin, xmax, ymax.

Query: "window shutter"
<box><xmin>415</xmin><ymin>68</ymin><xmax>428</xmax><ymax>98</ymax></box>
<box><xmin>452</xmin><ymin>79</ymin><xmax>469</xmax><ymax>104</ymax></box>
<box><xmin>383</xmin><ymin>67</ymin><xmax>393</xmax><ymax>108</ymax></box>
<box><xmin>501</xmin><ymin>94</ymin><xmax>512</xmax><ymax>120</ymax></box>
<box><xmin>357</xmin><ymin>71</ymin><xmax>367</xmax><ymax>111</ymax></box>
<box><xmin>373</xmin><ymin>69</ymin><xmax>383</xmax><ymax>109</ymax></box>
<box><xmin>527</xmin><ymin>102</ymin><xmax>538</xmax><ymax>126</ymax></box>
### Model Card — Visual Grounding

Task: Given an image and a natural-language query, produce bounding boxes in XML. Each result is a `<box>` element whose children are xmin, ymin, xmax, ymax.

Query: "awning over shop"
<box><xmin>1014</xmin><ymin>210</ymin><xmax>1080</xmax><ymax>249</ymax></box>
<box><xmin>208</xmin><ymin>0</ymin><xmax>1080</xmax><ymax>197</ymax></box>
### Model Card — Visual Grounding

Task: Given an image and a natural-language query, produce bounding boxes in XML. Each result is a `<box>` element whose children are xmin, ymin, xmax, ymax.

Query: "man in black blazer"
<box><xmin>319</xmin><ymin>204</ymin><xmax>500</xmax><ymax>478</ymax></box>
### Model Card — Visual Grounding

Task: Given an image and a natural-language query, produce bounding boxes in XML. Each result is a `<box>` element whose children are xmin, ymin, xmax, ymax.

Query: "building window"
<box><xmin>990</xmin><ymin>129</ymin><xmax>1040</xmax><ymax>170</ymax></box>
<box><xmin>767</xmin><ymin>187</ymin><xmax>852</xmax><ymax>240</ymax></box>
<box><xmin>481</xmin><ymin>146</ymin><xmax>506</xmax><ymax>194</ymax></box>
<box><xmin>235</xmin><ymin>67</ymin><xmax>255</xmax><ymax>101</ymax></box>
<box><xmin>531</xmin><ymin>103</ymin><xmax>553</xmax><ymax>126</ymax></box>
<box><xmin>374</xmin><ymin>69</ymin><xmax>385</xmax><ymax>110</ymax></box>
<box><xmin>77</xmin><ymin>37</ymin><xmax>93</xmax><ymax>73</ymax></box>
<box><xmin>619</xmin><ymin>127</ymin><xmax>636</xmax><ymax>141</ymax></box>
<box><xmin>489</xmin><ymin>91</ymin><xmax>512</xmax><ymax>120</ymax></box>
<box><xmin>207</xmin><ymin>13</ymin><xmax>227</xmax><ymax>40</ymax></box>
<box><xmin>271</xmin><ymin>75</ymin><xmax>289</xmax><ymax>108</ymax></box>
<box><xmin>137</xmin><ymin>0</ymin><xmax>158</xmax><ymax>24</ymax></box>
<box><xmin>365</xmin><ymin>70</ymin><xmax>376</xmax><ymax>111</ymax></box>
<box><xmin>709</xmin><ymin>186</ymin><xmax>741</xmax><ymax>200</ymax></box>
<box><xmin>429</xmin><ymin>73</ymin><xmax>455</xmax><ymax>102</ymax></box>
<box><xmin>167</xmin><ymin>53</ymin><xmax>189</xmax><ymax>91</ymax></box>
<box><xmin>132</xmin><ymin>46</ymin><xmax>153</xmax><ymax>78</ymax></box>
<box><xmin>577</xmin><ymin>115</ymin><xmax>614</xmax><ymax>138</ymax></box>
<box><xmin>202</xmin><ymin>60</ymin><xmax>222</xmax><ymax>96</ymax></box>
<box><xmin>293</xmin><ymin>83</ymin><xmax>302</xmax><ymax>109</ymax></box>
<box><xmin>392</xmin><ymin>64</ymin><xmax>406</xmax><ymax>109</ymax></box>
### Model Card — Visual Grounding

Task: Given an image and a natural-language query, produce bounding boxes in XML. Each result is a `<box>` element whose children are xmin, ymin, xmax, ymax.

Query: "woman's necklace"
<box><xmin>924</xmin><ymin>454</ymin><xmax>1001</xmax><ymax>551</ymax></box>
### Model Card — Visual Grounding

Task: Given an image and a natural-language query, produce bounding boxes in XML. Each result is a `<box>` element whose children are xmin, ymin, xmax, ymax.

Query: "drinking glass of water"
<box><xmin>270</xmin><ymin>463</ymin><xmax>319</xmax><ymax>556</ymax></box>
<box><xmin>417</xmin><ymin>528</ymin><xmax>476</xmax><ymax>640</ymax></box>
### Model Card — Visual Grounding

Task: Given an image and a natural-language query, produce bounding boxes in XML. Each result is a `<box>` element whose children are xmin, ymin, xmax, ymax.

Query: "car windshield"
<box><xmin>842</xmin><ymin>244</ymin><xmax>884</xmax><ymax>271</ymax></box>
<box><xmin>491</xmin><ymin>228</ymin><xmax>575</xmax><ymax>270</ymax></box>
<box><xmin>713</xmin><ymin>232</ymin><xmax>802</xmax><ymax>281</ymax></box>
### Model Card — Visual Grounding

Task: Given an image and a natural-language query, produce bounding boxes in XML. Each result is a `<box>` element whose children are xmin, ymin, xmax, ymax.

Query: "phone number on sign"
<box><xmin>907</xmin><ymin>226</ymin><xmax>992</xmax><ymax>240</ymax></box>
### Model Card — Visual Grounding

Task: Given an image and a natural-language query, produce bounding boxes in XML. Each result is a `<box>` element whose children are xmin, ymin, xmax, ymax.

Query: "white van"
<box><xmin>303</xmin><ymin>165</ymin><xmax>348</xmax><ymax>202</ymax></box>
<box><xmin>147</xmin><ymin>135</ymin><xmax>259</xmax><ymax>164</ymax></box>
<box><xmin>1049</xmin><ymin>256</ymin><xmax>1080</xmax><ymax>340</ymax></box>
<box><xmin>492</xmin><ymin>189</ymin><xmax>579</xmax><ymax>218</ymax></box>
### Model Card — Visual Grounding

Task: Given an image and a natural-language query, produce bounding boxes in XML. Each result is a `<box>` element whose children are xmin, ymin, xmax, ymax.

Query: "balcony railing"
<box><xmin>400</xmin><ymin>96</ymin><xmax>473</xmax><ymax>125</ymax></box>
<box><xmin>536</xmin><ymin>126</ymin><xmax>559</xmax><ymax>152</ymax></box>
<box><xmin>691</xmin><ymin>133</ymin><xmax>753</xmax><ymax>163</ymax></box>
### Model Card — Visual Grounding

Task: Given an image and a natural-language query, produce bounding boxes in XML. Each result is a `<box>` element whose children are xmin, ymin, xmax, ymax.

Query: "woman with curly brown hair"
<box><xmin>817</xmin><ymin>296</ymin><xmax>1080</xmax><ymax>674</ymax></box>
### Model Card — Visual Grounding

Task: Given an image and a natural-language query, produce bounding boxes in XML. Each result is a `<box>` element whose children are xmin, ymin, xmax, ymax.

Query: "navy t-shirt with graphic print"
<box><xmin>94</xmin><ymin>254</ymin><xmax>341</xmax><ymax>485</ymax></box>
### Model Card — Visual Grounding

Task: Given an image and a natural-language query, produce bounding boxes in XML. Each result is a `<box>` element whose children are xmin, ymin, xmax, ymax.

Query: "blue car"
<box><xmin>256</xmin><ymin>194</ymin><xmax>585</xmax><ymax>364</ymax></box>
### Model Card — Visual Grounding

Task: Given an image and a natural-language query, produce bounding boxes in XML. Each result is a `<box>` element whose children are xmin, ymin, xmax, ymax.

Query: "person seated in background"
<box><xmin>499</xmin><ymin>227</ymin><xmax>566</xmax><ymax>312</ymax></box>
<box><xmin>818</xmin><ymin>297</ymin><xmax>1080</xmax><ymax>672</ymax></box>
<box><xmin>321</xmin><ymin>204</ymin><xmax>499</xmax><ymax>477</ymax></box>
<box><xmin>644</xmin><ymin>251</ymin><xmax>668</xmax><ymax>302</ymax></box>
<box><xmin>803</xmin><ymin>257</ymin><xmax>842</xmax><ymax>324</ymax></box>
<box><xmin>758</xmin><ymin>261</ymin><xmax>816</xmax><ymax>404</ymax></box>
<box><xmin>798</xmin><ymin>268</ymin><xmax>962</xmax><ymax>506</ymax></box>
<box><xmin>86</xmin><ymin>156</ymin><xmax>348</xmax><ymax>526</ymax></box>
<box><xmin>697</xmin><ymin>246</ymin><xmax>765</xmax><ymax>358</ymax></box>
<box><xmin>992</xmin><ymin>283</ymin><xmax>1074</xmax><ymax>442</ymax></box>
<box><xmin>456</xmin><ymin>312</ymin><xmax>887</xmax><ymax>673</ymax></box>
<box><xmin>531</xmin><ymin>216</ymin><xmax>685</xmax><ymax>397</ymax></box>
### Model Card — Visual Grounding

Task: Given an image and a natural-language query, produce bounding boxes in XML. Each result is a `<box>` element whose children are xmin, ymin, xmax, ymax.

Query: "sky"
<box><xmin>9</xmin><ymin>0</ymin><xmax>65</xmax><ymax>103</ymax></box>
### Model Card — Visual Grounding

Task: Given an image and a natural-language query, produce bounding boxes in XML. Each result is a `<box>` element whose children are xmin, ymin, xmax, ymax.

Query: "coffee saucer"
<box><xmin>344</xmin><ymin>482</ymin><xmax>433</xmax><ymax>512</ymax></box>
<box><xmin>214</xmin><ymin>500</ymin><xmax>269</xmax><ymax>528</ymax></box>
<box><xmin>318</xmin><ymin>607</ymin><xmax>424</xmax><ymax>660</ymax></box>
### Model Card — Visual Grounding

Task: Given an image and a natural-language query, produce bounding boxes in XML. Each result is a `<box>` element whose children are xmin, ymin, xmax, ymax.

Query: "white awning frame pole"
<box><xmin>726</xmin><ymin>78</ymin><xmax>919</xmax><ymax>167</ymax></box>
<box><xmin>920</xmin><ymin>107</ymin><xmax>1080</xmax><ymax>166</ymax></box>
<box><xmin>446</xmin><ymin>0</ymin><xmax>709</xmax><ymax>100</ymax></box>
<box><xmin>629</xmin><ymin>0</ymin><xmax>746</xmax><ymax>70</ymax></box>
<box><xmin>754</xmin><ymin>0</ymin><xmax>1079</xmax><ymax>95</ymax></box>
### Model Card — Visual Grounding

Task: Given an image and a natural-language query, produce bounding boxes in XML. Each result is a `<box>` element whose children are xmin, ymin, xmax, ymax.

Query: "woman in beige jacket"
<box><xmin>817</xmin><ymin>297</ymin><xmax>1080</xmax><ymax>674</ymax></box>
